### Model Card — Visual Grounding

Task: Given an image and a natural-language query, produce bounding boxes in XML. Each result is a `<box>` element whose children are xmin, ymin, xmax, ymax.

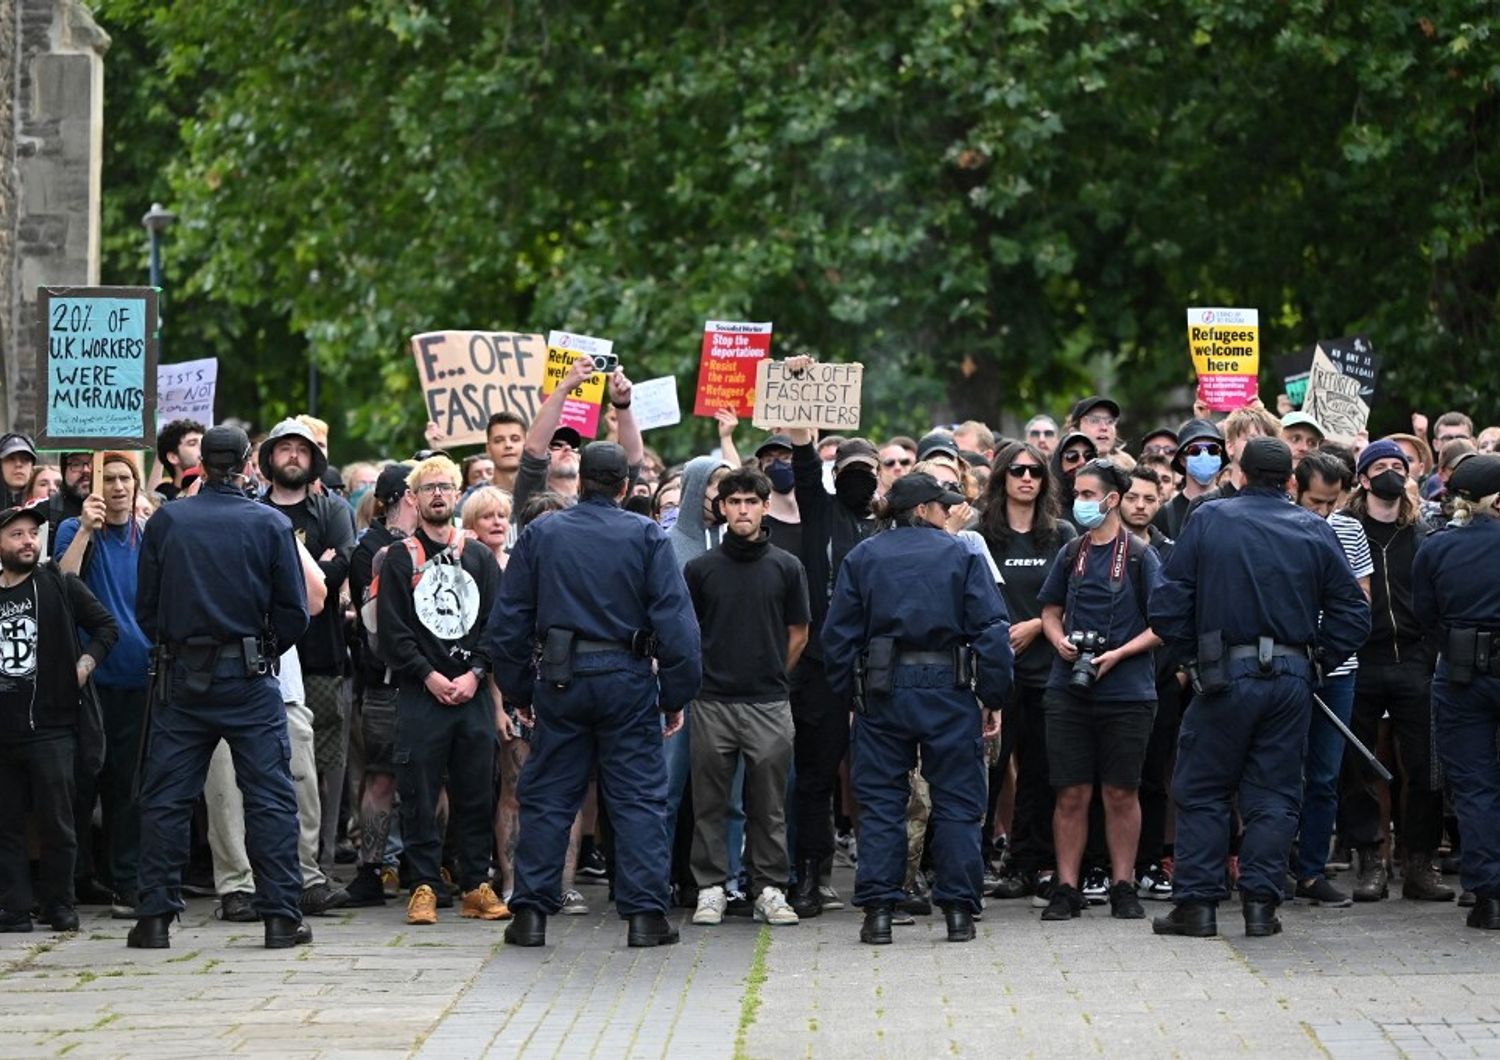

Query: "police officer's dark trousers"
<box><xmin>851</xmin><ymin>667</ymin><xmax>986</xmax><ymax>913</ymax></box>
<box><xmin>512</xmin><ymin>653</ymin><xmax>669</xmax><ymax>916</ymax></box>
<box><xmin>1432</xmin><ymin>672</ymin><xmax>1500</xmax><ymax>898</ymax></box>
<box><xmin>393</xmin><ymin>682</ymin><xmax>495</xmax><ymax>892</ymax></box>
<box><xmin>136</xmin><ymin>662</ymin><xmax>300</xmax><ymax>920</ymax></box>
<box><xmin>1171</xmin><ymin>657</ymin><xmax>1311</xmax><ymax>905</ymax></box>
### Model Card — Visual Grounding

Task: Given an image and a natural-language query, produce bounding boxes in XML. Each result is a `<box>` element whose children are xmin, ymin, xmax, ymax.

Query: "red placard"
<box><xmin>693</xmin><ymin>321</ymin><xmax>771</xmax><ymax>417</ymax></box>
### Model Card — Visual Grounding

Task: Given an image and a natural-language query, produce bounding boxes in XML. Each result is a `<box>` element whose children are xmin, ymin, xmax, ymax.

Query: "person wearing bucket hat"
<box><xmin>1152</xmin><ymin>418</ymin><xmax>1227</xmax><ymax>539</ymax></box>
<box><xmin>259</xmin><ymin>418</ymin><xmax>356</xmax><ymax>878</ymax></box>
<box><xmin>821</xmin><ymin>472</ymin><xmax>1012</xmax><ymax>944</ymax></box>
<box><xmin>1413</xmin><ymin>453</ymin><xmax>1500</xmax><ymax>929</ymax></box>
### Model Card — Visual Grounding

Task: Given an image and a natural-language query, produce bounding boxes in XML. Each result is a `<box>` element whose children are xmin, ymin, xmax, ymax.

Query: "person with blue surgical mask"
<box><xmin>1152</xmin><ymin>418</ymin><xmax>1228</xmax><ymax>540</ymax></box>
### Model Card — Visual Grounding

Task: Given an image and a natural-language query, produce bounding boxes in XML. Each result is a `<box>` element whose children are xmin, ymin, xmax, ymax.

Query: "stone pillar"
<box><xmin>0</xmin><ymin>0</ymin><xmax>17</xmax><ymax>431</ymax></box>
<box><xmin>2</xmin><ymin>0</ymin><xmax>109</xmax><ymax>434</ymax></box>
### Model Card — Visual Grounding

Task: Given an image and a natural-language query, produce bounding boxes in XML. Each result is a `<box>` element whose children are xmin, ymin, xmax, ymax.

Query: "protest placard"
<box><xmin>542</xmin><ymin>331</ymin><xmax>611</xmax><ymax>438</ymax></box>
<box><xmin>156</xmin><ymin>357</ymin><xmax>218</xmax><ymax>429</ymax></box>
<box><xmin>1186</xmin><ymin>307</ymin><xmax>1260</xmax><ymax>412</ymax></box>
<box><xmin>751</xmin><ymin>360</ymin><xmax>863</xmax><ymax>431</ymax></box>
<box><xmin>694</xmin><ymin>320</ymin><xmax>771</xmax><ymax>417</ymax></box>
<box><xmin>410</xmin><ymin>331</ymin><xmax>548</xmax><ymax>447</ymax></box>
<box><xmin>1317</xmin><ymin>335</ymin><xmax>1380</xmax><ymax>400</ymax></box>
<box><xmin>1302</xmin><ymin>346</ymin><xmax>1369</xmax><ymax>440</ymax></box>
<box><xmin>631</xmin><ymin>377</ymin><xmax>681</xmax><ymax>431</ymax></box>
<box><xmin>36</xmin><ymin>286</ymin><xmax>158</xmax><ymax>449</ymax></box>
<box><xmin>1274</xmin><ymin>348</ymin><xmax>1313</xmax><ymax>409</ymax></box>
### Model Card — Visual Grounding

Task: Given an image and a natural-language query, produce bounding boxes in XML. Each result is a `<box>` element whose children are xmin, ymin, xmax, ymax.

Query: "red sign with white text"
<box><xmin>693</xmin><ymin>320</ymin><xmax>771</xmax><ymax>417</ymax></box>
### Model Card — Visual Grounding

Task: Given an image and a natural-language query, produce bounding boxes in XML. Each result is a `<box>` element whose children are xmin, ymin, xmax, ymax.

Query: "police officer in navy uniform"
<box><xmin>491</xmin><ymin>441</ymin><xmax>701</xmax><ymax>948</ymax></box>
<box><xmin>129</xmin><ymin>426</ymin><xmax>312</xmax><ymax>950</ymax></box>
<box><xmin>1149</xmin><ymin>437</ymin><xmax>1369</xmax><ymax>939</ymax></box>
<box><xmin>821</xmin><ymin>472</ymin><xmax>1013</xmax><ymax>945</ymax></box>
<box><xmin>1413</xmin><ymin>453</ymin><xmax>1500</xmax><ymax>930</ymax></box>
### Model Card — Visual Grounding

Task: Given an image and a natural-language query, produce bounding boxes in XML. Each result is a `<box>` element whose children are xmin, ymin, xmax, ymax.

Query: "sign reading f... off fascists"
<box><xmin>694</xmin><ymin>320</ymin><xmax>771</xmax><ymax>417</ymax></box>
<box><xmin>1187</xmin><ymin>306</ymin><xmax>1260</xmax><ymax>412</ymax></box>
<box><xmin>37</xmin><ymin>286</ymin><xmax>158</xmax><ymax>449</ymax></box>
<box><xmin>411</xmin><ymin>331</ymin><xmax>548</xmax><ymax>447</ymax></box>
<box><xmin>752</xmin><ymin>360</ymin><xmax>863</xmax><ymax>431</ymax></box>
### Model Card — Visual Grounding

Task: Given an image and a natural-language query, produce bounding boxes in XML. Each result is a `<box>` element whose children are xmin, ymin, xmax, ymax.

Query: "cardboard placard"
<box><xmin>631</xmin><ymin>377</ymin><xmax>681</xmax><ymax>431</ymax></box>
<box><xmin>1302</xmin><ymin>346</ymin><xmax>1369</xmax><ymax>440</ymax></box>
<box><xmin>36</xmin><ymin>286</ymin><xmax>158</xmax><ymax>449</ymax></box>
<box><xmin>1186</xmin><ymin>306</ymin><xmax>1259</xmax><ymax>412</ymax></box>
<box><xmin>411</xmin><ymin>331</ymin><xmax>549</xmax><ymax>448</ymax></box>
<box><xmin>1317</xmin><ymin>335</ymin><xmax>1380</xmax><ymax>400</ymax></box>
<box><xmin>541</xmin><ymin>331</ymin><xmax>611</xmax><ymax>438</ymax></box>
<box><xmin>156</xmin><ymin>357</ymin><xmax>218</xmax><ymax>428</ymax></box>
<box><xmin>693</xmin><ymin>320</ymin><xmax>771</xmax><ymax>417</ymax></box>
<box><xmin>751</xmin><ymin>360</ymin><xmax>863</xmax><ymax>431</ymax></box>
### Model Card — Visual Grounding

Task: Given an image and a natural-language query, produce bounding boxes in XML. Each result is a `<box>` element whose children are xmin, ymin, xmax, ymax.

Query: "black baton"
<box><xmin>1313</xmin><ymin>692</ymin><xmax>1393</xmax><ymax>782</ymax></box>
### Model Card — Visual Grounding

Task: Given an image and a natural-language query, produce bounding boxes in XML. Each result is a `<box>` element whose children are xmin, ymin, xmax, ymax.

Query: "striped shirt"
<box><xmin>1326</xmin><ymin>511</ymin><xmax>1374</xmax><ymax>676</ymax></box>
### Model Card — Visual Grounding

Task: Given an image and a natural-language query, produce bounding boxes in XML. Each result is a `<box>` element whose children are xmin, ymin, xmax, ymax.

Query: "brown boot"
<box><xmin>1351</xmin><ymin>848</ymin><xmax>1388</xmax><ymax>902</ymax></box>
<box><xmin>1401</xmin><ymin>852</ymin><xmax>1456</xmax><ymax>902</ymax></box>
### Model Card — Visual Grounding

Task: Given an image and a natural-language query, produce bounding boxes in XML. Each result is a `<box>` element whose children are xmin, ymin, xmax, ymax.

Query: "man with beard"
<box><xmin>0</xmin><ymin>505</ymin><xmax>117</xmax><ymax>933</ymax></box>
<box><xmin>0</xmin><ymin>434</ymin><xmax>38</xmax><ymax>509</ymax></box>
<box><xmin>259</xmin><ymin>418</ymin><xmax>356</xmax><ymax>894</ymax></box>
<box><xmin>781</xmin><ymin>356</ymin><xmax>880</xmax><ymax>919</ymax></box>
<box><xmin>155</xmin><ymin>419</ymin><xmax>205</xmax><ymax>501</ymax></box>
<box><xmin>43</xmin><ymin>453</ymin><xmax>93</xmax><ymax>557</ymax></box>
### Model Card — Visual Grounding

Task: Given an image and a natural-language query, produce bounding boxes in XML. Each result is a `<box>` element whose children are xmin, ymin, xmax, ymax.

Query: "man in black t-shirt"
<box><xmin>684</xmin><ymin>467</ymin><xmax>810</xmax><ymax>928</ymax></box>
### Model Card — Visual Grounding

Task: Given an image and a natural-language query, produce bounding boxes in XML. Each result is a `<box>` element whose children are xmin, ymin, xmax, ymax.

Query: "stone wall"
<box><xmin>3</xmin><ymin>0</ymin><xmax>108</xmax><ymax>433</ymax></box>
<box><xmin>0</xmin><ymin>0</ymin><xmax>17</xmax><ymax>431</ymax></box>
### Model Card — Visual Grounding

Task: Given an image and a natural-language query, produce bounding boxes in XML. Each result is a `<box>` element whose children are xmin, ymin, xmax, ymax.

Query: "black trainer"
<box><xmin>1108</xmin><ymin>880</ymin><xmax>1145</xmax><ymax>920</ymax></box>
<box><xmin>1295</xmin><ymin>876</ymin><xmax>1352</xmax><ymax>908</ymax></box>
<box><xmin>218</xmin><ymin>891</ymin><xmax>259</xmax><ymax>922</ymax></box>
<box><xmin>1041</xmin><ymin>883</ymin><xmax>1084</xmax><ymax>921</ymax></box>
<box><xmin>264</xmin><ymin>915</ymin><xmax>313</xmax><ymax>948</ymax></box>
<box><xmin>343</xmin><ymin>866</ymin><xmax>387</xmax><ymax>908</ymax></box>
<box><xmin>300</xmin><ymin>880</ymin><xmax>351</xmax><ymax>916</ymax></box>
<box><xmin>897</xmin><ymin>891</ymin><xmax>932</xmax><ymax>916</ymax></box>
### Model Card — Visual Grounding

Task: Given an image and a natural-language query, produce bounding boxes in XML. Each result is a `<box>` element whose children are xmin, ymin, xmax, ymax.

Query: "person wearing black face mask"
<box><xmin>1340</xmin><ymin>440</ymin><xmax>1452</xmax><ymax>903</ymax></box>
<box><xmin>755</xmin><ymin>435</ymin><xmax>802</xmax><ymax>557</ymax></box>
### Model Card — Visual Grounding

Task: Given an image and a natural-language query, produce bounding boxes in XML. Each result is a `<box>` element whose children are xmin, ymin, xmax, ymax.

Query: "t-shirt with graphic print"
<box><xmin>0</xmin><ymin>579</ymin><xmax>40</xmax><ymax>725</ymax></box>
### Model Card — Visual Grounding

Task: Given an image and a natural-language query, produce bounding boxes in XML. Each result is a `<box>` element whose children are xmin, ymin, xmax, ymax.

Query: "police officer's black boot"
<box><xmin>504</xmin><ymin>907</ymin><xmax>547</xmax><ymax>947</ymax></box>
<box><xmin>860</xmin><ymin>905</ymin><xmax>893</xmax><ymax>945</ymax></box>
<box><xmin>626</xmin><ymin>911</ymin><xmax>680</xmax><ymax>948</ymax></box>
<box><xmin>790</xmin><ymin>859</ymin><xmax>822</xmax><ymax>919</ymax></box>
<box><xmin>1466</xmin><ymin>896</ymin><xmax>1500</xmax><ymax>930</ymax></box>
<box><xmin>126</xmin><ymin>913</ymin><xmax>173</xmax><ymax>949</ymax></box>
<box><xmin>943</xmin><ymin>906</ymin><xmax>975</xmax><ymax>943</ymax></box>
<box><xmin>264</xmin><ymin>915</ymin><xmax>313</xmax><ymax>949</ymax></box>
<box><xmin>1151</xmin><ymin>901</ymin><xmax>1217</xmax><ymax>938</ymax></box>
<box><xmin>1241</xmin><ymin>896</ymin><xmax>1283</xmax><ymax>937</ymax></box>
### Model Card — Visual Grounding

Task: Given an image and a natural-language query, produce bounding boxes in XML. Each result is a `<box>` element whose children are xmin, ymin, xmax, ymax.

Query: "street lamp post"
<box><xmin>141</xmin><ymin>202</ymin><xmax>176</xmax><ymax>288</ymax></box>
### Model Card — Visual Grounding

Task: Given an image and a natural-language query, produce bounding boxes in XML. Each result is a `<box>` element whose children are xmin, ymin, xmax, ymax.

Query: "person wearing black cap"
<box><xmin>1150</xmin><ymin>437</ymin><xmax>1369</xmax><ymax>939</ymax></box>
<box><xmin>754</xmin><ymin>434</ymin><xmax>802</xmax><ymax>556</ymax></box>
<box><xmin>130</xmin><ymin>425</ymin><xmax>313</xmax><ymax>949</ymax></box>
<box><xmin>0</xmin><ymin>504</ymin><xmax>118</xmax><ymax>933</ymax></box>
<box><xmin>0</xmin><ymin>434</ymin><xmax>37</xmax><ymax>509</ymax></box>
<box><xmin>342</xmin><ymin>462</ymin><xmax>420</xmax><ymax>907</ymax></box>
<box><xmin>1050</xmin><ymin>431</ymin><xmax>1098</xmax><ymax>529</ymax></box>
<box><xmin>43</xmin><ymin>453</ymin><xmax>94</xmax><ymax>558</ymax></box>
<box><xmin>1138</xmin><ymin>428</ymin><xmax>1178</xmax><ymax>462</ymax></box>
<box><xmin>916</xmin><ymin>430</ymin><xmax>961</xmax><ymax>469</ymax></box>
<box><xmin>491</xmin><ymin>440</ymin><xmax>702</xmax><ymax>949</ymax></box>
<box><xmin>821</xmin><ymin>472</ymin><xmax>1012</xmax><ymax>944</ymax></box>
<box><xmin>1151</xmin><ymin>418</ymin><xmax>1227</xmax><ymax>540</ymax></box>
<box><xmin>1414</xmin><ymin>454</ymin><xmax>1500</xmax><ymax>930</ymax></box>
<box><xmin>1070</xmin><ymin>396</ymin><xmax>1122</xmax><ymax>455</ymax></box>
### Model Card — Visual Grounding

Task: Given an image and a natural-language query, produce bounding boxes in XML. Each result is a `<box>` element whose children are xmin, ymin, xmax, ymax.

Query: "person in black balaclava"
<box><xmin>754</xmin><ymin>434</ymin><xmax>802</xmax><ymax>557</ymax></box>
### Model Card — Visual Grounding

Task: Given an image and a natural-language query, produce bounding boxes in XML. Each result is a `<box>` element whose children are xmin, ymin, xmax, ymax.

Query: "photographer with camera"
<box><xmin>1037</xmin><ymin>460</ymin><xmax>1163</xmax><ymax>923</ymax></box>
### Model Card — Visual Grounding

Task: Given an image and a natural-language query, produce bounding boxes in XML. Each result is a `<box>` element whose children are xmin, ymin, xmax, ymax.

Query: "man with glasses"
<box><xmin>1137</xmin><ymin>428</ymin><xmax>1179</xmax><ymax>462</ymax></box>
<box><xmin>43</xmin><ymin>453</ymin><xmax>93</xmax><ymax>557</ymax></box>
<box><xmin>1433</xmin><ymin>411</ymin><xmax>1475</xmax><ymax>447</ymax></box>
<box><xmin>377</xmin><ymin>456</ymin><xmax>507</xmax><ymax>927</ymax></box>
<box><xmin>1152</xmin><ymin>418</ymin><xmax>1227</xmax><ymax>539</ymax></box>
<box><xmin>1025</xmin><ymin>415</ymin><xmax>1059</xmax><ymax>458</ymax></box>
<box><xmin>1070</xmin><ymin>396</ymin><xmax>1122</xmax><ymax>455</ymax></box>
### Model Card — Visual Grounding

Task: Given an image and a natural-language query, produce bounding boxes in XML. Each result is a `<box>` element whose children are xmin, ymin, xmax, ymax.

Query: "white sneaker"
<box><xmin>754</xmin><ymin>886</ymin><xmax>800</xmax><ymax>926</ymax></box>
<box><xmin>560</xmin><ymin>889</ymin><xmax>589</xmax><ymax>915</ymax></box>
<box><xmin>692</xmin><ymin>885</ymin><xmax>727</xmax><ymax>925</ymax></box>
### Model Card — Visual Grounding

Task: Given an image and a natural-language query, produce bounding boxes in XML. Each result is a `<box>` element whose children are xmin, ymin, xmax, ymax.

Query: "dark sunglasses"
<box><xmin>1183</xmin><ymin>442</ymin><xmax>1222</xmax><ymax>456</ymax></box>
<box><xmin>1061</xmin><ymin>449</ymin><xmax>1091</xmax><ymax>463</ymax></box>
<box><xmin>882</xmin><ymin>457</ymin><xmax>913</xmax><ymax>469</ymax></box>
<box><xmin>1006</xmin><ymin>464</ymin><xmax>1045</xmax><ymax>480</ymax></box>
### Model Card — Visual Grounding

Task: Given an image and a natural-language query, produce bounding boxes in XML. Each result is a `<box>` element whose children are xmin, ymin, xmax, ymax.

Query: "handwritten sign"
<box><xmin>751</xmin><ymin>360</ymin><xmax>863</xmax><ymax>431</ymax></box>
<box><xmin>1186</xmin><ymin>306</ymin><xmax>1260</xmax><ymax>412</ymax></box>
<box><xmin>542</xmin><ymin>331</ymin><xmax>611</xmax><ymax>438</ymax></box>
<box><xmin>36</xmin><ymin>286</ymin><xmax>158</xmax><ymax>449</ymax></box>
<box><xmin>156</xmin><ymin>357</ymin><xmax>218</xmax><ymax>429</ymax></box>
<box><xmin>410</xmin><ymin>331</ymin><xmax>548</xmax><ymax>447</ymax></box>
<box><xmin>1318</xmin><ymin>335</ymin><xmax>1380</xmax><ymax>400</ymax></box>
<box><xmin>1302</xmin><ymin>346</ymin><xmax>1369</xmax><ymax>440</ymax></box>
<box><xmin>631</xmin><ymin>376</ymin><xmax>681</xmax><ymax>432</ymax></box>
<box><xmin>694</xmin><ymin>320</ymin><xmax>771</xmax><ymax>417</ymax></box>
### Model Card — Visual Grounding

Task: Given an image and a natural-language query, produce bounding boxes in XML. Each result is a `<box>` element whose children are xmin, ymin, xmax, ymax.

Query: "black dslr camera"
<box><xmin>1067</xmin><ymin>630</ymin><xmax>1107</xmax><ymax>692</ymax></box>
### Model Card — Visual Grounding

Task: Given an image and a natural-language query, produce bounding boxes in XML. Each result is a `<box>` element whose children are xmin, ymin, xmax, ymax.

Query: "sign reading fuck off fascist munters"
<box><xmin>1187</xmin><ymin>307</ymin><xmax>1259</xmax><ymax>413</ymax></box>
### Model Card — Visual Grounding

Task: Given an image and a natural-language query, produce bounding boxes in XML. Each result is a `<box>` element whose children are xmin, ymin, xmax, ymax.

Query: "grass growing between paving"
<box><xmin>733</xmin><ymin>926</ymin><xmax>772</xmax><ymax>1060</ymax></box>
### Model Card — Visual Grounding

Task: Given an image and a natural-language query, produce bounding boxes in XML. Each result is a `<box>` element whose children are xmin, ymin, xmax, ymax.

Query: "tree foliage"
<box><xmin>95</xmin><ymin>0</ymin><xmax>1500</xmax><ymax>460</ymax></box>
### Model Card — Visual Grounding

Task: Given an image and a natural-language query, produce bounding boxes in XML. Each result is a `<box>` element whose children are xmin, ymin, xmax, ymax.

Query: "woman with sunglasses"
<box><xmin>977</xmin><ymin>441</ymin><xmax>1078</xmax><ymax>902</ymax></box>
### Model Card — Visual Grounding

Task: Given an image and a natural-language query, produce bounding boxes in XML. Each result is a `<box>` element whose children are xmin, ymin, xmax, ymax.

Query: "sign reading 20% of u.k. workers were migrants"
<box><xmin>36</xmin><ymin>285</ymin><xmax>159</xmax><ymax>450</ymax></box>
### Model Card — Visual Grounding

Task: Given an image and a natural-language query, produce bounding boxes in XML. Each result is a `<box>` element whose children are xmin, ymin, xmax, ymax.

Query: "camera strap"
<box><xmin>1063</xmin><ymin>530</ymin><xmax>1130</xmax><ymax>639</ymax></box>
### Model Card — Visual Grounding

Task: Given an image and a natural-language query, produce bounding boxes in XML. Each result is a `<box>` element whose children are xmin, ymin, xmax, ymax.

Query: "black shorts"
<box><xmin>361</xmin><ymin>683</ymin><xmax>399</xmax><ymax>774</ymax></box>
<box><xmin>1043</xmin><ymin>689</ymin><xmax>1156</xmax><ymax>789</ymax></box>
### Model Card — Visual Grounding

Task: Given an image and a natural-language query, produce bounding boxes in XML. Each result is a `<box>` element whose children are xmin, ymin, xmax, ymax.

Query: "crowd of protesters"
<box><xmin>2</xmin><ymin>361</ymin><xmax>1500</xmax><ymax>942</ymax></box>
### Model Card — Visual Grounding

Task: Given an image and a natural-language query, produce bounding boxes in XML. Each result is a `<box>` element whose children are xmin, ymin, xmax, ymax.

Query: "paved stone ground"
<box><xmin>2</xmin><ymin>869</ymin><xmax>1499</xmax><ymax>1058</ymax></box>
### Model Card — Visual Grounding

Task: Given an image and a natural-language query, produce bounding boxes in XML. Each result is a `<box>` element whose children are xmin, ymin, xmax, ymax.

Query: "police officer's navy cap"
<box><xmin>833</xmin><ymin>437</ymin><xmax>879</xmax><ymax>473</ymax></box>
<box><xmin>579</xmin><ymin>441</ymin><xmax>629</xmax><ymax>483</ymax></box>
<box><xmin>0</xmin><ymin>504</ymin><xmax>46</xmax><ymax>531</ymax></box>
<box><xmin>259</xmin><ymin>418</ymin><xmax>329</xmax><ymax>481</ymax></box>
<box><xmin>884</xmin><ymin>471</ymin><xmax>966</xmax><ymax>512</ymax></box>
<box><xmin>916</xmin><ymin>430</ymin><xmax>960</xmax><ymax>462</ymax></box>
<box><xmin>1171</xmin><ymin>417</ymin><xmax>1225</xmax><ymax>473</ymax></box>
<box><xmin>201</xmin><ymin>424</ymin><xmax>254</xmax><ymax>471</ymax></box>
<box><xmin>1447</xmin><ymin>452</ymin><xmax>1500</xmax><ymax>501</ymax></box>
<box><xmin>550</xmin><ymin>426</ymin><xmax>583</xmax><ymax>451</ymax></box>
<box><xmin>1355</xmin><ymin>438</ymin><xmax>1410</xmax><ymax>477</ymax></box>
<box><xmin>1240</xmin><ymin>436</ymin><xmax>1293</xmax><ymax>479</ymax></box>
<box><xmin>1070</xmin><ymin>395</ymin><xmax>1120</xmax><ymax>424</ymax></box>
<box><xmin>754</xmin><ymin>434</ymin><xmax>794</xmax><ymax>459</ymax></box>
<box><xmin>0</xmin><ymin>433</ymin><xmax>38</xmax><ymax>462</ymax></box>
<box><xmin>375</xmin><ymin>463</ymin><xmax>412</xmax><ymax>503</ymax></box>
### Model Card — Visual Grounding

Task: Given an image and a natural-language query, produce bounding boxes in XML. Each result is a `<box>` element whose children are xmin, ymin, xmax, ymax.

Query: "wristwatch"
<box><xmin>469</xmin><ymin>664</ymin><xmax>486</xmax><ymax>682</ymax></box>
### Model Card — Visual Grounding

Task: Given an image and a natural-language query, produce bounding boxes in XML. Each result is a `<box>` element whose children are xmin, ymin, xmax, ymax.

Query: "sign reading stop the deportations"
<box><xmin>694</xmin><ymin>320</ymin><xmax>770</xmax><ymax>417</ymax></box>
<box><xmin>1186</xmin><ymin>306</ymin><xmax>1260</xmax><ymax>412</ymax></box>
<box><xmin>751</xmin><ymin>360</ymin><xmax>863</xmax><ymax>431</ymax></box>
